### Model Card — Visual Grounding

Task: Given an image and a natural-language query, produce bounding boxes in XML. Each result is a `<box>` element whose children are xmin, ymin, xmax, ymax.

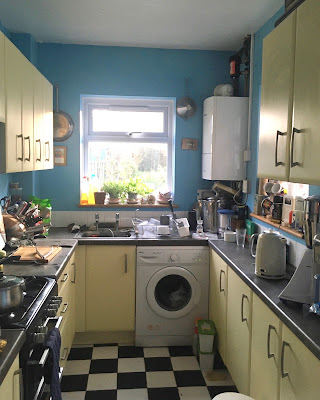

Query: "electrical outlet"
<box><xmin>242</xmin><ymin>180</ymin><xmax>250</xmax><ymax>193</ymax></box>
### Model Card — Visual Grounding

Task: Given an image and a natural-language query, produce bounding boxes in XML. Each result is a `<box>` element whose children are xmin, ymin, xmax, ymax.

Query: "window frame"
<box><xmin>81</xmin><ymin>96</ymin><xmax>175</xmax><ymax>194</ymax></box>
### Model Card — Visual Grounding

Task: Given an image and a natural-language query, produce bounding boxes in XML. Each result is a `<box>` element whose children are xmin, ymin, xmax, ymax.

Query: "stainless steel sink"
<box><xmin>76</xmin><ymin>228</ymin><xmax>132</xmax><ymax>238</ymax></box>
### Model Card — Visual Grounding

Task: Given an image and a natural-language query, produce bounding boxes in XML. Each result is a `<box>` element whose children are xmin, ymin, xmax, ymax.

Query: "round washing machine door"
<box><xmin>146</xmin><ymin>266</ymin><xmax>201</xmax><ymax>319</ymax></box>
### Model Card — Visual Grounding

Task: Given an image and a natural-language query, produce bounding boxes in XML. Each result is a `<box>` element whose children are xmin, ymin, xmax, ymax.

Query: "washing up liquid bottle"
<box><xmin>88</xmin><ymin>174</ymin><xmax>99</xmax><ymax>204</ymax></box>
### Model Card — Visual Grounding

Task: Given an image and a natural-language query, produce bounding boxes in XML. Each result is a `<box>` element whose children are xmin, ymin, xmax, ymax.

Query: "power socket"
<box><xmin>242</xmin><ymin>180</ymin><xmax>250</xmax><ymax>194</ymax></box>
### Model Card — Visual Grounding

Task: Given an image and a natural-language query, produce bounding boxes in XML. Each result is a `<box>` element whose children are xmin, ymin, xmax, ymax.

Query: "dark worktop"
<box><xmin>0</xmin><ymin>329</ymin><xmax>25</xmax><ymax>386</ymax></box>
<box><xmin>209</xmin><ymin>240</ymin><xmax>320</xmax><ymax>360</ymax></box>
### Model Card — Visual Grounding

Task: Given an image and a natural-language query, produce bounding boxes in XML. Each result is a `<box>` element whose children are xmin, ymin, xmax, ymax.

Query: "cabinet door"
<box><xmin>4</xmin><ymin>37</ymin><xmax>23</xmax><ymax>172</ymax></box>
<box><xmin>250</xmin><ymin>293</ymin><xmax>282</xmax><ymax>400</ymax></box>
<box><xmin>0</xmin><ymin>354</ymin><xmax>21</xmax><ymax>400</ymax></box>
<box><xmin>289</xmin><ymin>0</ymin><xmax>320</xmax><ymax>184</ymax></box>
<box><xmin>0</xmin><ymin>32</ymin><xmax>5</xmax><ymax>123</ymax></box>
<box><xmin>42</xmin><ymin>77</ymin><xmax>53</xmax><ymax>170</ymax></box>
<box><xmin>86</xmin><ymin>245</ymin><xmax>136</xmax><ymax>332</ymax></box>
<box><xmin>226</xmin><ymin>267</ymin><xmax>252</xmax><ymax>395</ymax></box>
<box><xmin>209</xmin><ymin>249</ymin><xmax>228</xmax><ymax>363</ymax></box>
<box><xmin>21</xmin><ymin>57</ymin><xmax>34</xmax><ymax>171</ymax></box>
<box><xmin>257</xmin><ymin>11</ymin><xmax>296</xmax><ymax>181</ymax></box>
<box><xmin>33</xmin><ymin>67</ymin><xmax>44</xmax><ymax>170</ymax></box>
<box><xmin>280</xmin><ymin>324</ymin><xmax>319</xmax><ymax>400</ymax></box>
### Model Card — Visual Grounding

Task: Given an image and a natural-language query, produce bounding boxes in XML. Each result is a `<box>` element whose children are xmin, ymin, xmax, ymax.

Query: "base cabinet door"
<box><xmin>226</xmin><ymin>267</ymin><xmax>252</xmax><ymax>395</ymax></box>
<box><xmin>209</xmin><ymin>249</ymin><xmax>228</xmax><ymax>363</ymax></box>
<box><xmin>250</xmin><ymin>293</ymin><xmax>282</xmax><ymax>400</ymax></box>
<box><xmin>0</xmin><ymin>354</ymin><xmax>21</xmax><ymax>400</ymax></box>
<box><xmin>280</xmin><ymin>324</ymin><xmax>319</xmax><ymax>400</ymax></box>
<box><xmin>86</xmin><ymin>246</ymin><xmax>136</xmax><ymax>332</ymax></box>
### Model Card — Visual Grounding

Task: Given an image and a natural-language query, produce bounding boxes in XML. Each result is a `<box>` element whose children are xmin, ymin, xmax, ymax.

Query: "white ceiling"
<box><xmin>0</xmin><ymin>0</ymin><xmax>284</xmax><ymax>51</ymax></box>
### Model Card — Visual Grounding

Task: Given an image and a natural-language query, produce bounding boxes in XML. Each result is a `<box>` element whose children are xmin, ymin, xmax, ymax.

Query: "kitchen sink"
<box><xmin>76</xmin><ymin>228</ymin><xmax>132</xmax><ymax>238</ymax></box>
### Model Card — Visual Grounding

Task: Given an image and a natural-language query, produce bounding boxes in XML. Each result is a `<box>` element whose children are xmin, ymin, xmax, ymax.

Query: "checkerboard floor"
<box><xmin>61</xmin><ymin>344</ymin><xmax>238</xmax><ymax>400</ymax></box>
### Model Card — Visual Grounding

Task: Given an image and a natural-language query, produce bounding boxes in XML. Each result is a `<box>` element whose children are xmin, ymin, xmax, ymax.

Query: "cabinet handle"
<box><xmin>124</xmin><ymin>254</ymin><xmax>128</xmax><ymax>273</ymax></box>
<box><xmin>281</xmin><ymin>341</ymin><xmax>290</xmax><ymax>378</ymax></box>
<box><xmin>61</xmin><ymin>302</ymin><xmax>69</xmax><ymax>313</ymax></box>
<box><xmin>241</xmin><ymin>294</ymin><xmax>248</xmax><ymax>322</ymax></box>
<box><xmin>60</xmin><ymin>347</ymin><xmax>69</xmax><ymax>361</ymax></box>
<box><xmin>36</xmin><ymin>139</ymin><xmax>41</xmax><ymax>161</ymax></box>
<box><xmin>61</xmin><ymin>273</ymin><xmax>69</xmax><ymax>283</ymax></box>
<box><xmin>219</xmin><ymin>269</ymin><xmax>225</xmax><ymax>292</ymax></box>
<box><xmin>275</xmin><ymin>130</ymin><xmax>285</xmax><ymax>167</ymax></box>
<box><xmin>16</xmin><ymin>134</ymin><xmax>23</xmax><ymax>161</ymax></box>
<box><xmin>71</xmin><ymin>262</ymin><xmax>76</xmax><ymax>283</ymax></box>
<box><xmin>13</xmin><ymin>368</ymin><xmax>23</xmax><ymax>400</ymax></box>
<box><xmin>290</xmin><ymin>127</ymin><xmax>301</xmax><ymax>167</ymax></box>
<box><xmin>45</xmin><ymin>141</ymin><xmax>50</xmax><ymax>161</ymax></box>
<box><xmin>24</xmin><ymin>136</ymin><xmax>31</xmax><ymax>162</ymax></box>
<box><xmin>267</xmin><ymin>324</ymin><xmax>276</xmax><ymax>358</ymax></box>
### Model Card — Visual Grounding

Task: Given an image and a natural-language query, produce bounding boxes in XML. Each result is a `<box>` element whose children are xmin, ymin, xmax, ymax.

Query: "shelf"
<box><xmin>250</xmin><ymin>213</ymin><xmax>303</xmax><ymax>239</ymax></box>
<box><xmin>78</xmin><ymin>203</ymin><xmax>179</xmax><ymax>208</ymax></box>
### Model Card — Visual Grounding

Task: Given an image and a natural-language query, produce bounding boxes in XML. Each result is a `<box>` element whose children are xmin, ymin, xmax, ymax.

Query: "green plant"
<box><xmin>124</xmin><ymin>178</ymin><xmax>153</xmax><ymax>196</ymax></box>
<box><xmin>101</xmin><ymin>180</ymin><xmax>125</xmax><ymax>198</ymax></box>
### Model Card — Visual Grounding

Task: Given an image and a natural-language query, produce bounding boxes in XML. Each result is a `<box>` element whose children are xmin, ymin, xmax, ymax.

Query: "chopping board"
<box><xmin>13</xmin><ymin>246</ymin><xmax>62</xmax><ymax>263</ymax></box>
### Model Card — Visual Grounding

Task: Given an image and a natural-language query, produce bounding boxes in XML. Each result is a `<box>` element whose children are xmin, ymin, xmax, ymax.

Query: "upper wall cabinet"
<box><xmin>257</xmin><ymin>0</ymin><xmax>320</xmax><ymax>184</ymax></box>
<box><xmin>0</xmin><ymin>32</ymin><xmax>5</xmax><ymax>123</ymax></box>
<box><xmin>0</xmin><ymin>33</ymin><xmax>53</xmax><ymax>173</ymax></box>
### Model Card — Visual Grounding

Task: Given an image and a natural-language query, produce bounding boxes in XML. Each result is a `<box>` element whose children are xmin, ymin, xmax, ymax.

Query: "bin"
<box><xmin>198</xmin><ymin>319</ymin><xmax>215</xmax><ymax>353</ymax></box>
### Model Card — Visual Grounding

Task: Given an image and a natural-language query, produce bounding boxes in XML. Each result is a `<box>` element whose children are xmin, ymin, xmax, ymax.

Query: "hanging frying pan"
<box><xmin>53</xmin><ymin>84</ymin><xmax>74</xmax><ymax>142</ymax></box>
<box><xmin>176</xmin><ymin>97</ymin><xmax>197</xmax><ymax>119</ymax></box>
<box><xmin>176</xmin><ymin>78</ymin><xmax>197</xmax><ymax>119</ymax></box>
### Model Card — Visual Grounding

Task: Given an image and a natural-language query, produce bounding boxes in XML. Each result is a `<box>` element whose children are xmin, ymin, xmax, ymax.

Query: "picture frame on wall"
<box><xmin>54</xmin><ymin>146</ymin><xmax>67</xmax><ymax>166</ymax></box>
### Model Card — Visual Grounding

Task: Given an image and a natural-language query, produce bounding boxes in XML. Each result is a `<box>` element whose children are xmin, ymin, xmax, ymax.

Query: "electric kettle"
<box><xmin>250</xmin><ymin>229</ymin><xmax>287</xmax><ymax>279</ymax></box>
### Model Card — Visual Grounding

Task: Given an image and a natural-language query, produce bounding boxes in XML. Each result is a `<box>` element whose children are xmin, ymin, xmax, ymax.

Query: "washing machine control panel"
<box><xmin>137</xmin><ymin>246</ymin><xmax>209</xmax><ymax>265</ymax></box>
<box><xmin>169</xmin><ymin>254</ymin><xmax>178</xmax><ymax>261</ymax></box>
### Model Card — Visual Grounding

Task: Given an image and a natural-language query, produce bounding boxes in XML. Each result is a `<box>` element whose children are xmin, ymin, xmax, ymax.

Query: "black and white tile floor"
<box><xmin>61</xmin><ymin>344</ymin><xmax>238</xmax><ymax>400</ymax></box>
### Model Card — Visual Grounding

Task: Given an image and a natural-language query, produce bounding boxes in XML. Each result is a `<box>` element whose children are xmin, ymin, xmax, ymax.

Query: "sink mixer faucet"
<box><xmin>115</xmin><ymin>213</ymin><xmax>120</xmax><ymax>231</ymax></box>
<box><xmin>95</xmin><ymin>213</ymin><xmax>99</xmax><ymax>231</ymax></box>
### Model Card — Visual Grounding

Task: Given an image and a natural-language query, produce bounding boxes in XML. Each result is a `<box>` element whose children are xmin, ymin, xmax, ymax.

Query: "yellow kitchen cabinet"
<box><xmin>279</xmin><ymin>324</ymin><xmax>319</xmax><ymax>400</ymax></box>
<box><xmin>42</xmin><ymin>77</ymin><xmax>53</xmax><ymax>170</ymax></box>
<box><xmin>226</xmin><ymin>267</ymin><xmax>252</xmax><ymax>395</ymax></box>
<box><xmin>0</xmin><ymin>354</ymin><xmax>21</xmax><ymax>400</ymax></box>
<box><xmin>258</xmin><ymin>0</ymin><xmax>320</xmax><ymax>184</ymax></box>
<box><xmin>57</xmin><ymin>252</ymin><xmax>77</xmax><ymax>368</ymax></box>
<box><xmin>209</xmin><ymin>249</ymin><xmax>228</xmax><ymax>363</ymax></box>
<box><xmin>0</xmin><ymin>31</ymin><xmax>5</xmax><ymax>123</ymax></box>
<box><xmin>86</xmin><ymin>245</ymin><xmax>136</xmax><ymax>332</ymax></box>
<box><xmin>33</xmin><ymin>66</ymin><xmax>44</xmax><ymax>171</ymax></box>
<box><xmin>75</xmin><ymin>245</ymin><xmax>86</xmax><ymax>332</ymax></box>
<box><xmin>250</xmin><ymin>293</ymin><xmax>282</xmax><ymax>400</ymax></box>
<box><xmin>0</xmin><ymin>34</ymin><xmax>53</xmax><ymax>173</ymax></box>
<box><xmin>3</xmin><ymin>36</ymin><xmax>23</xmax><ymax>172</ymax></box>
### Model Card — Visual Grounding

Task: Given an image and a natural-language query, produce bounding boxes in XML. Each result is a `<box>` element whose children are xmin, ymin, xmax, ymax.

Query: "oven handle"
<box><xmin>43</xmin><ymin>316</ymin><xmax>63</xmax><ymax>329</ymax></box>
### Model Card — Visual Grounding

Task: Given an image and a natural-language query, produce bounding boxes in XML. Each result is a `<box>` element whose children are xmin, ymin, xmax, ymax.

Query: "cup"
<box><xmin>236</xmin><ymin>228</ymin><xmax>246</xmax><ymax>247</ymax></box>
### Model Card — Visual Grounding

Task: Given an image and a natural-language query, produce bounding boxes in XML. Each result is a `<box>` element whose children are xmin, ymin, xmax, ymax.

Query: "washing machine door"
<box><xmin>146</xmin><ymin>266</ymin><xmax>201</xmax><ymax>319</ymax></box>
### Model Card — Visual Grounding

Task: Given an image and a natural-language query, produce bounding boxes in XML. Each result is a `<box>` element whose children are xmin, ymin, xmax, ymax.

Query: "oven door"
<box><xmin>25</xmin><ymin>316</ymin><xmax>63</xmax><ymax>400</ymax></box>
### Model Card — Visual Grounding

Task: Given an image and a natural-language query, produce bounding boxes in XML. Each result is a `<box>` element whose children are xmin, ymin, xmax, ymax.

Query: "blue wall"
<box><xmin>34</xmin><ymin>44</ymin><xmax>233</xmax><ymax>211</ymax></box>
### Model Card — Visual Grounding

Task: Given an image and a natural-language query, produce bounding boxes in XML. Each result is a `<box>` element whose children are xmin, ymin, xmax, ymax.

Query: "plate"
<box><xmin>127</xmin><ymin>200</ymin><xmax>139</xmax><ymax>204</ymax></box>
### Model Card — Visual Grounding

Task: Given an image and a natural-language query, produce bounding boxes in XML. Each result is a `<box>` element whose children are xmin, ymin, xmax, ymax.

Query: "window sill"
<box><xmin>78</xmin><ymin>203</ymin><xmax>179</xmax><ymax>208</ymax></box>
<box><xmin>250</xmin><ymin>213</ymin><xmax>303</xmax><ymax>239</ymax></box>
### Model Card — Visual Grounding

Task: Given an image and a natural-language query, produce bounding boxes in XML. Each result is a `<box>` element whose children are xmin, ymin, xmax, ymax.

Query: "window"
<box><xmin>81</xmin><ymin>96</ymin><xmax>175</xmax><ymax>197</ymax></box>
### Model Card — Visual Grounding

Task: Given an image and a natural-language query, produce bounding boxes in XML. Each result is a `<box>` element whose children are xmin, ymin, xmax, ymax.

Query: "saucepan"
<box><xmin>0</xmin><ymin>265</ymin><xmax>26</xmax><ymax>313</ymax></box>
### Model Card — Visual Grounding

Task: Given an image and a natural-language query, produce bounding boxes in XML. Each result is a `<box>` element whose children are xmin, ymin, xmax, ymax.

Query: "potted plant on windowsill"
<box><xmin>124</xmin><ymin>178</ymin><xmax>153</xmax><ymax>204</ymax></box>
<box><xmin>101</xmin><ymin>181</ymin><xmax>125</xmax><ymax>204</ymax></box>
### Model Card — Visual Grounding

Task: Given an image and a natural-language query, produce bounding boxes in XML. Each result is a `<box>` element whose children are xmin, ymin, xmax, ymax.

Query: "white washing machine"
<box><xmin>135</xmin><ymin>246</ymin><xmax>209</xmax><ymax>347</ymax></box>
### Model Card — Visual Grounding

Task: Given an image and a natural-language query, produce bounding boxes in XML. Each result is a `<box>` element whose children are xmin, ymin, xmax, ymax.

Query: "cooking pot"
<box><xmin>250</xmin><ymin>229</ymin><xmax>287</xmax><ymax>279</ymax></box>
<box><xmin>0</xmin><ymin>267</ymin><xmax>26</xmax><ymax>313</ymax></box>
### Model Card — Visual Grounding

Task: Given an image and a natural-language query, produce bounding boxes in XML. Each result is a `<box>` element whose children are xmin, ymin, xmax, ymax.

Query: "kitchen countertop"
<box><xmin>209</xmin><ymin>240</ymin><xmax>320</xmax><ymax>360</ymax></box>
<box><xmin>0</xmin><ymin>329</ymin><xmax>25</xmax><ymax>386</ymax></box>
<box><xmin>1</xmin><ymin>227</ymin><xmax>319</xmax><ymax>385</ymax></box>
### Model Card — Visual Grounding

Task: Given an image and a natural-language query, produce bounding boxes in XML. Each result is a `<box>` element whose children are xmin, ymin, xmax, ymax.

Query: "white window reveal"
<box><xmin>81</xmin><ymin>96</ymin><xmax>175</xmax><ymax>197</ymax></box>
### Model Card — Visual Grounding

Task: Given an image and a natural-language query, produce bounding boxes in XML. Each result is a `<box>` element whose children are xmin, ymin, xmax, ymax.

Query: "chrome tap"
<box><xmin>95</xmin><ymin>213</ymin><xmax>99</xmax><ymax>231</ymax></box>
<box><xmin>115</xmin><ymin>213</ymin><xmax>120</xmax><ymax>231</ymax></box>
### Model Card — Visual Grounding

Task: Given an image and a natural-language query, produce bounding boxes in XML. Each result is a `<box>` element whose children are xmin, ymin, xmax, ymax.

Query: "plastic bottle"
<box><xmin>88</xmin><ymin>174</ymin><xmax>99</xmax><ymax>204</ymax></box>
<box><xmin>192</xmin><ymin>318</ymin><xmax>200</xmax><ymax>356</ymax></box>
<box><xmin>80</xmin><ymin>176</ymin><xmax>89</xmax><ymax>205</ymax></box>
